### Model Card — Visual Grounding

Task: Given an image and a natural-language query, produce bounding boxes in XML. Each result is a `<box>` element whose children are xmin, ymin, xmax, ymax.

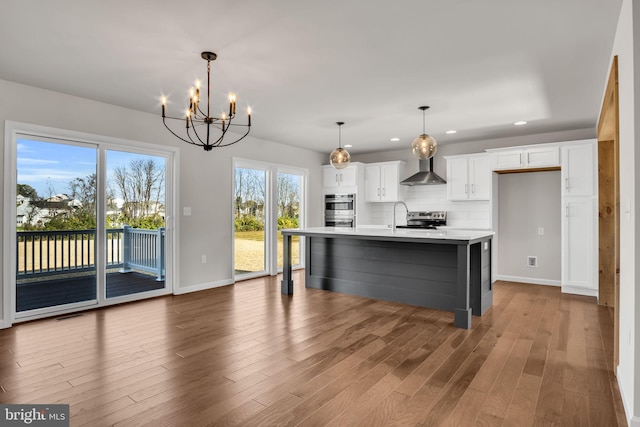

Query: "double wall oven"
<box><xmin>324</xmin><ymin>194</ymin><xmax>355</xmax><ymax>228</ymax></box>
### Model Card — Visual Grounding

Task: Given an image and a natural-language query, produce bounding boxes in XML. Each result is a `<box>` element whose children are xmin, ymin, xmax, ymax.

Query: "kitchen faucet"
<box><xmin>392</xmin><ymin>201</ymin><xmax>408</xmax><ymax>231</ymax></box>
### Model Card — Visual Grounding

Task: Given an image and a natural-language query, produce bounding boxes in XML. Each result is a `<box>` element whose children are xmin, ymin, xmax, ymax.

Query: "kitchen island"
<box><xmin>280</xmin><ymin>227</ymin><xmax>494</xmax><ymax>329</ymax></box>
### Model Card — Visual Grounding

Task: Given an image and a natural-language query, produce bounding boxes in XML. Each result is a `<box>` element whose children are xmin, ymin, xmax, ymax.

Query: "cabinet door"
<box><xmin>563</xmin><ymin>198</ymin><xmax>596</xmax><ymax>290</ymax></box>
<box><xmin>562</xmin><ymin>143</ymin><xmax>595</xmax><ymax>196</ymax></box>
<box><xmin>447</xmin><ymin>157</ymin><xmax>470</xmax><ymax>200</ymax></box>
<box><xmin>380</xmin><ymin>163</ymin><xmax>400</xmax><ymax>202</ymax></box>
<box><xmin>322</xmin><ymin>167</ymin><xmax>339</xmax><ymax>188</ymax></box>
<box><xmin>469</xmin><ymin>156</ymin><xmax>491</xmax><ymax>200</ymax></box>
<box><xmin>339</xmin><ymin>166</ymin><xmax>357</xmax><ymax>187</ymax></box>
<box><xmin>364</xmin><ymin>165</ymin><xmax>381</xmax><ymax>201</ymax></box>
<box><xmin>492</xmin><ymin>150</ymin><xmax>523</xmax><ymax>170</ymax></box>
<box><xmin>525</xmin><ymin>146</ymin><xmax>560</xmax><ymax>167</ymax></box>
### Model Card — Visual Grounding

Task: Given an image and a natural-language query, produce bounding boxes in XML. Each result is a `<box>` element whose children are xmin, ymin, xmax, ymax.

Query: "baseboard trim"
<box><xmin>561</xmin><ymin>284</ymin><xmax>598</xmax><ymax>297</ymax></box>
<box><xmin>616</xmin><ymin>368</ymin><xmax>639</xmax><ymax>427</ymax></box>
<box><xmin>174</xmin><ymin>278</ymin><xmax>234</xmax><ymax>295</ymax></box>
<box><xmin>495</xmin><ymin>275</ymin><xmax>561</xmax><ymax>287</ymax></box>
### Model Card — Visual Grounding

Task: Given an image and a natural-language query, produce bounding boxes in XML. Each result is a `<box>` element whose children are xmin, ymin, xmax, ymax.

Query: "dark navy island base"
<box><xmin>281</xmin><ymin>227</ymin><xmax>493</xmax><ymax>329</ymax></box>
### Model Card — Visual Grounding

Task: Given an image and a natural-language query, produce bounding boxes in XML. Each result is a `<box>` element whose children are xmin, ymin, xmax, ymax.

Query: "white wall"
<box><xmin>607</xmin><ymin>0</ymin><xmax>640</xmax><ymax>425</ymax></box>
<box><xmin>0</xmin><ymin>78</ymin><xmax>326</xmax><ymax>325</ymax></box>
<box><xmin>497</xmin><ymin>171</ymin><xmax>561</xmax><ymax>285</ymax></box>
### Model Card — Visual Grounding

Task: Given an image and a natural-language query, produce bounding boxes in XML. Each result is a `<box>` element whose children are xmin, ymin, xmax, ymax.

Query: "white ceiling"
<box><xmin>0</xmin><ymin>0</ymin><xmax>622</xmax><ymax>155</ymax></box>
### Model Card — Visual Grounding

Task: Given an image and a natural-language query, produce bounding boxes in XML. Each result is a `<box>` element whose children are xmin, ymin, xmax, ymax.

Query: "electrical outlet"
<box><xmin>184</xmin><ymin>207</ymin><xmax>192</xmax><ymax>216</ymax></box>
<box><xmin>201</xmin><ymin>255</ymin><xmax>207</xmax><ymax>264</ymax></box>
<box><xmin>527</xmin><ymin>256</ymin><xmax>538</xmax><ymax>267</ymax></box>
<box><xmin>538</xmin><ymin>227</ymin><xmax>544</xmax><ymax>235</ymax></box>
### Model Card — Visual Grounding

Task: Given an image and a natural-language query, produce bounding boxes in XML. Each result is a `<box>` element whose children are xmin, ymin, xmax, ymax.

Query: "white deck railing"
<box><xmin>17</xmin><ymin>226</ymin><xmax>165</xmax><ymax>281</ymax></box>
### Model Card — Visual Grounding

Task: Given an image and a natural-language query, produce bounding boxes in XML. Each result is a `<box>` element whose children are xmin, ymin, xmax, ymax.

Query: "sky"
<box><xmin>17</xmin><ymin>138</ymin><xmax>166</xmax><ymax>200</ymax></box>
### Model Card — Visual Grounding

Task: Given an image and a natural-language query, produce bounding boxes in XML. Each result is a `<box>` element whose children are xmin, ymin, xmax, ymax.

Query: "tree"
<box><xmin>69</xmin><ymin>173</ymin><xmax>97</xmax><ymax>214</ymax></box>
<box><xmin>111</xmin><ymin>159</ymin><xmax>165</xmax><ymax>225</ymax></box>
<box><xmin>17</xmin><ymin>183</ymin><xmax>38</xmax><ymax>200</ymax></box>
<box><xmin>277</xmin><ymin>174</ymin><xmax>299</xmax><ymax>218</ymax></box>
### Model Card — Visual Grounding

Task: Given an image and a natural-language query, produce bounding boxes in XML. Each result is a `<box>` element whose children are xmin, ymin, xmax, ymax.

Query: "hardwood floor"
<box><xmin>0</xmin><ymin>274</ymin><xmax>627</xmax><ymax>426</ymax></box>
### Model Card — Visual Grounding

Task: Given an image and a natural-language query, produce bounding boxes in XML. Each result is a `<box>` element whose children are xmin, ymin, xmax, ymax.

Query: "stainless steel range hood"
<box><xmin>400</xmin><ymin>157</ymin><xmax>446</xmax><ymax>185</ymax></box>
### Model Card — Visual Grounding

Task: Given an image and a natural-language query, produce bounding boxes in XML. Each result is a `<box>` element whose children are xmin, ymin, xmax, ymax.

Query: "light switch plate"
<box><xmin>184</xmin><ymin>207</ymin><xmax>192</xmax><ymax>216</ymax></box>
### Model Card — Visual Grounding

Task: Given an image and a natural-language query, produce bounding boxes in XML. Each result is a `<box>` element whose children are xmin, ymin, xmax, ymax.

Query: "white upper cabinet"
<box><xmin>445</xmin><ymin>154</ymin><xmax>491</xmax><ymax>201</ymax></box>
<box><xmin>322</xmin><ymin>163</ymin><xmax>359</xmax><ymax>190</ymax></box>
<box><xmin>364</xmin><ymin>161</ymin><xmax>405</xmax><ymax>202</ymax></box>
<box><xmin>490</xmin><ymin>144</ymin><xmax>560</xmax><ymax>171</ymax></box>
<box><xmin>561</xmin><ymin>141</ymin><xmax>597</xmax><ymax>197</ymax></box>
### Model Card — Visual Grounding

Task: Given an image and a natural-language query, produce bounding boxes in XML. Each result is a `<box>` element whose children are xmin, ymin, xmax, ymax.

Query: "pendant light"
<box><xmin>411</xmin><ymin>106</ymin><xmax>438</xmax><ymax>159</ymax></box>
<box><xmin>329</xmin><ymin>121</ymin><xmax>351</xmax><ymax>169</ymax></box>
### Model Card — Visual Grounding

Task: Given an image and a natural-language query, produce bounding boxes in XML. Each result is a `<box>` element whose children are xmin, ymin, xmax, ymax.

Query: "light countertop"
<box><xmin>281</xmin><ymin>226</ymin><xmax>494</xmax><ymax>242</ymax></box>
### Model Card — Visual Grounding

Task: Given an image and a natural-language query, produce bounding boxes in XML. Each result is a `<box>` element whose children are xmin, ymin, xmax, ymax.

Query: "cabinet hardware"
<box><xmin>382</xmin><ymin>188</ymin><xmax>385</xmax><ymax>197</ymax></box>
<box><xmin>377</xmin><ymin>188</ymin><xmax>380</xmax><ymax>196</ymax></box>
<box><xmin>565</xmin><ymin>206</ymin><xmax>569</xmax><ymax>217</ymax></box>
<box><xmin>464</xmin><ymin>184</ymin><xmax>468</xmax><ymax>194</ymax></box>
<box><xmin>565</xmin><ymin>177</ymin><xmax>569</xmax><ymax>190</ymax></box>
<box><xmin>527</xmin><ymin>152</ymin><xmax>530</xmax><ymax>164</ymax></box>
<box><xmin>340</xmin><ymin>174</ymin><xmax>343</xmax><ymax>182</ymax></box>
<box><xmin>472</xmin><ymin>184</ymin><xmax>475</xmax><ymax>193</ymax></box>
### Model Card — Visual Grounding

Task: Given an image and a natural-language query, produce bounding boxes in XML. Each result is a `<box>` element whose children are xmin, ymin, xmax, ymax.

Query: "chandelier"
<box><xmin>161</xmin><ymin>51</ymin><xmax>251</xmax><ymax>151</ymax></box>
<box><xmin>411</xmin><ymin>106</ymin><xmax>437</xmax><ymax>159</ymax></box>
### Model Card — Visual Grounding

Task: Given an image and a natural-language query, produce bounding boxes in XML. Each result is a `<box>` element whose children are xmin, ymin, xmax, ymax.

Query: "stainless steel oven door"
<box><xmin>325</xmin><ymin>194</ymin><xmax>355</xmax><ymax>212</ymax></box>
<box><xmin>325</xmin><ymin>218</ymin><xmax>354</xmax><ymax>228</ymax></box>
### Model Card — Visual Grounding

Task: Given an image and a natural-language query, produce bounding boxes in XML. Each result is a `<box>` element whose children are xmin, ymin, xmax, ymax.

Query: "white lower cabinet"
<box><xmin>562</xmin><ymin>197</ymin><xmax>597</xmax><ymax>295</ymax></box>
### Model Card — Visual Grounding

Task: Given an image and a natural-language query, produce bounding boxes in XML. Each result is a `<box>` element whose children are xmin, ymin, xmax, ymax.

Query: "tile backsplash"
<box><xmin>359</xmin><ymin>185</ymin><xmax>491</xmax><ymax>229</ymax></box>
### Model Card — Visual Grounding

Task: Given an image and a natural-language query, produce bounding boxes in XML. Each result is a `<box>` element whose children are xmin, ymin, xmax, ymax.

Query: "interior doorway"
<box><xmin>597</xmin><ymin>56</ymin><xmax>620</xmax><ymax>367</ymax></box>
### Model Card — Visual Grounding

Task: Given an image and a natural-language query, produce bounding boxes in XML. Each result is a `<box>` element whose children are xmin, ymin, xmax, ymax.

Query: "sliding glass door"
<box><xmin>8</xmin><ymin>123</ymin><xmax>175</xmax><ymax>323</ymax></box>
<box><xmin>276</xmin><ymin>170</ymin><xmax>302</xmax><ymax>269</ymax></box>
<box><xmin>233</xmin><ymin>164</ymin><xmax>267</xmax><ymax>277</ymax></box>
<box><xmin>233</xmin><ymin>159</ymin><xmax>306</xmax><ymax>279</ymax></box>
<box><xmin>16</xmin><ymin>138</ymin><xmax>98</xmax><ymax>314</ymax></box>
<box><xmin>105</xmin><ymin>150</ymin><xmax>167</xmax><ymax>298</ymax></box>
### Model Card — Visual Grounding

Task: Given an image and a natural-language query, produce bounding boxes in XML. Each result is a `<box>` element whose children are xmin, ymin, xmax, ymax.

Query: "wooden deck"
<box><xmin>16</xmin><ymin>271</ymin><xmax>165</xmax><ymax>312</ymax></box>
<box><xmin>0</xmin><ymin>275</ymin><xmax>628</xmax><ymax>426</ymax></box>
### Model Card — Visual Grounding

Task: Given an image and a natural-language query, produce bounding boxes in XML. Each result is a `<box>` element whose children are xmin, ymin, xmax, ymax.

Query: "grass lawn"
<box><xmin>234</xmin><ymin>231</ymin><xmax>300</xmax><ymax>273</ymax></box>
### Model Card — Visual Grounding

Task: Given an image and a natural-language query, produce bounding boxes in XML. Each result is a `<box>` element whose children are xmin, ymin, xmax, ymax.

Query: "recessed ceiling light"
<box><xmin>514</xmin><ymin>121</ymin><xmax>527</xmax><ymax>126</ymax></box>
<box><xmin>445</xmin><ymin>130</ymin><xmax>457</xmax><ymax>134</ymax></box>
<box><xmin>344</xmin><ymin>144</ymin><xmax>353</xmax><ymax>148</ymax></box>
<box><xmin>390</xmin><ymin>137</ymin><xmax>400</xmax><ymax>142</ymax></box>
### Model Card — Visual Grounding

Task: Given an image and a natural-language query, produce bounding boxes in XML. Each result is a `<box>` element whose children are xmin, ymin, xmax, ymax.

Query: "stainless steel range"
<box><xmin>395</xmin><ymin>211</ymin><xmax>447</xmax><ymax>229</ymax></box>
